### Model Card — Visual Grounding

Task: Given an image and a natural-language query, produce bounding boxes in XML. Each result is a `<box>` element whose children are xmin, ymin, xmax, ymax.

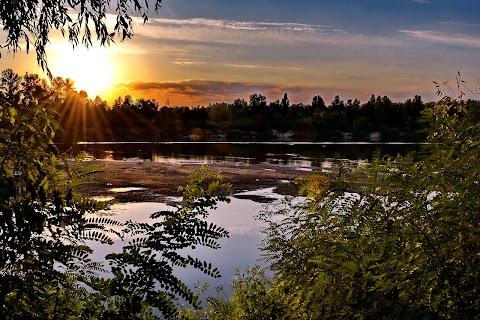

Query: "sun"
<box><xmin>50</xmin><ymin>45</ymin><xmax>115</xmax><ymax>98</ymax></box>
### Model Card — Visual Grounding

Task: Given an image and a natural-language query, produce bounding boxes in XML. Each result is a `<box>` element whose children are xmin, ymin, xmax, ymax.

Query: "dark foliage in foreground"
<box><xmin>0</xmin><ymin>69</ymin><xmax>231</xmax><ymax>318</ymax></box>
<box><xmin>186</xmin><ymin>96</ymin><xmax>480</xmax><ymax>319</ymax></box>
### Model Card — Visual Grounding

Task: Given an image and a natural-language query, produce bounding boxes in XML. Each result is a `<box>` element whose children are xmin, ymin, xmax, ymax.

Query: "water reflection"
<box><xmin>109</xmin><ymin>187</ymin><xmax>146</xmax><ymax>193</ymax></box>
<box><xmin>88</xmin><ymin>195</ymin><xmax>270</xmax><ymax>296</ymax></box>
<box><xmin>59</xmin><ymin>141</ymin><xmax>421</xmax><ymax>168</ymax></box>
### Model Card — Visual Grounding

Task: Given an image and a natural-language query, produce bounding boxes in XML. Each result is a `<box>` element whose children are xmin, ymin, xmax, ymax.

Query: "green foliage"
<box><xmin>178</xmin><ymin>266</ymin><xmax>288</xmax><ymax>320</ymax></box>
<box><xmin>178</xmin><ymin>282</ymin><xmax>234</xmax><ymax>320</ymax></box>
<box><xmin>229</xmin><ymin>266</ymin><xmax>288</xmax><ymax>320</ymax></box>
<box><xmin>103</xmin><ymin>165</ymin><xmax>231</xmax><ymax>318</ymax></box>
<box><xmin>0</xmin><ymin>70</ymin><xmax>233</xmax><ymax>319</ymax></box>
<box><xmin>0</xmin><ymin>69</ymin><xmax>111</xmax><ymax>318</ymax></box>
<box><xmin>251</xmin><ymin>96</ymin><xmax>480</xmax><ymax>319</ymax></box>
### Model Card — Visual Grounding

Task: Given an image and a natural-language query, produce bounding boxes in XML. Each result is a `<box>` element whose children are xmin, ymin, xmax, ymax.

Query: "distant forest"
<box><xmin>5</xmin><ymin>69</ymin><xmax>480</xmax><ymax>143</ymax></box>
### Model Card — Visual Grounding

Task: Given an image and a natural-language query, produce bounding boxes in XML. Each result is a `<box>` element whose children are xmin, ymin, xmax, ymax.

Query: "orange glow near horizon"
<box><xmin>49</xmin><ymin>45</ymin><xmax>116</xmax><ymax>99</ymax></box>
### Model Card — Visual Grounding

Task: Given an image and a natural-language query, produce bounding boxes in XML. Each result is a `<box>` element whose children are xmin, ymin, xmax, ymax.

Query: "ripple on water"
<box><xmin>109</xmin><ymin>187</ymin><xmax>146</xmax><ymax>193</ymax></box>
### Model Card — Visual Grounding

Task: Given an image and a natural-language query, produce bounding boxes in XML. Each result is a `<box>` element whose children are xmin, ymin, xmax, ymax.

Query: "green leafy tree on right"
<box><xmin>246</xmin><ymin>93</ymin><xmax>480</xmax><ymax>319</ymax></box>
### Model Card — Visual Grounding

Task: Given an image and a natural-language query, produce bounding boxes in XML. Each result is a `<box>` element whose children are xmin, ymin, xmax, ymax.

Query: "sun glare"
<box><xmin>50</xmin><ymin>46</ymin><xmax>115</xmax><ymax>98</ymax></box>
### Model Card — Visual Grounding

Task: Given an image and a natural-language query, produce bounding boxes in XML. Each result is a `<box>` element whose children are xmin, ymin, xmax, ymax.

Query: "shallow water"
<box><xmin>88</xmin><ymin>189</ymin><xmax>275</xmax><ymax>296</ymax></box>
<box><xmin>109</xmin><ymin>187</ymin><xmax>147</xmax><ymax>193</ymax></box>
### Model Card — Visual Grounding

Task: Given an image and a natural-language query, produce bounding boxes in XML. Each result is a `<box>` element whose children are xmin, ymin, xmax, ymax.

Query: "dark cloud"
<box><xmin>112</xmin><ymin>79</ymin><xmax>436</xmax><ymax>106</ymax></box>
<box><xmin>122</xmin><ymin>79</ymin><xmax>270</xmax><ymax>96</ymax></box>
<box><xmin>114</xmin><ymin>79</ymin><xmax>328</xmax><ymax>105</ymax></box>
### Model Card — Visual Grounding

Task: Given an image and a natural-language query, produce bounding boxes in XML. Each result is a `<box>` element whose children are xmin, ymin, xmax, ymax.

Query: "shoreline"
<box><xmin>76</xmin><ymin>160</ymin><xmax>308</xmax><ymax>203</ymax></box>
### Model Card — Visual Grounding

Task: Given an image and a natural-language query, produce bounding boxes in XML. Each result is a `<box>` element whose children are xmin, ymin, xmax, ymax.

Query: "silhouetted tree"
<box><xmin>249</xmin><ymin>93</ymin><xmax>267</xmax><ymax>108</ymax></box>
<box><xmin>329</xmin><ymin>95</ymin><xmax>345</xmax><ymax>111</ymax></box>
<box><xmin>311</xmin><ymin>95</ymin><xmax>326</xmax><ymax>114</ymax></box>
<box><xmin>281</xmin><ymin>92</ymin><xmax>290</xmax><ymax>111</ymax></box>
<box><xmin>233</xmin><ymin>98</ymin><xmax>248</xmax><ymax>109</ymax></box>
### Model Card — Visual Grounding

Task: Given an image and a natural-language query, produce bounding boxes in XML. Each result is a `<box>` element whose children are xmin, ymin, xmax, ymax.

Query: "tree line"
<box><xmin>7</xmin><ymin>69</ymin><xmax>477</xmax><ymax>143</ymax></box>
<box><xmin>63</xmin><ymin>86</ymin><xmax>430</xmax><ymax>142</ymax></box>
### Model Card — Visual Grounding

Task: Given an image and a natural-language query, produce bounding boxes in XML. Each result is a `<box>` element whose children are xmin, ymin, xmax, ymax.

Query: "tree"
<box><xmin>253</xmin><ymin>96</ymin><xmax>480</xmax><ymax>318</ymax></box>
<box><xmin>311</xmin><ymin>95</ymin><xmax>326</xmax><ymax>114</ymax></box>
<box><xmin>0</xmin><ymin>69</ymin><xmax>112</xmax><ymax>318</ymax></box>
<box><xmin>281</xmin><ymin>92</ymin><xmax>290</xmax><ymax>110</ymax></box>
<box><xmin>329</xmin><ymin>94</ymin><xmax>345</xmax><ymax>111</ymax></box>
<box><xmin>0</xmin><ymin>0</ymin><xmax>163</xmax><ymax>76</ymax></box>
<box><xmin>233</xmin><ymin>98</ymin><xmax>247</xmax><ymax>109</ymax></box>
<box><xmin>0</xmin><ymin>70</ymin><xmax>232</xmax><ymax>318</ymax></box>
<box><xmin>249</xmin><ymin>93</ymin><xmax>267</xmax><ymax>109</ymax></box>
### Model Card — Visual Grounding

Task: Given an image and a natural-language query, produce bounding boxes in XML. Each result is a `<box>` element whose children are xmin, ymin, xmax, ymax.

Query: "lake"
<box><xmin>88</xmin><ymin>192</ymin><xmax>275</xmax><ymax>299</ymax></box>
<box><xmin>79</xmin><ymin>142</ymin><xmax>420</xmax><ymax>298</ymax></box>
<box><xmin>63</xmin><ymin>141</ymin><xmax>421</xmax><ymax>168</ymax></box>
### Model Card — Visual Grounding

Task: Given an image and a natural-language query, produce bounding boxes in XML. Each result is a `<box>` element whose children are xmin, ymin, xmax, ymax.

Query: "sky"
<box><xmin>1</xmin><ymin>0</ymin><xmax>480</xmax><ymax>106</ymax></box>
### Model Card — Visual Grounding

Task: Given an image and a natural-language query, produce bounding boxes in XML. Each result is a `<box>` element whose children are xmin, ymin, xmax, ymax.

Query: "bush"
<box><xmin>0</xmin><ymin>70</ymin><xmax>232</xmax><ymax>319</ymax></box>
<box><xmin>253</xmin><ymin>98</ymin><xmax>480</xmax><ymax>319</ymax></box>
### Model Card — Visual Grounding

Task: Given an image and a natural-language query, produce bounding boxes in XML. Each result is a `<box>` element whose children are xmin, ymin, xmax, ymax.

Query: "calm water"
<box><xmin>62</xmin><ymin>141</ymin><xmax>421</xmax><ymax>168</ymax></box>
<box><xmin>82</xmin><ymin>142</ymin><xmax>420</xmax><ymax>298</ymax></box>
<box><xmin>89</xmin><ymin>191</ymin><xmax>276</xmax><ymax>297</ymax></box>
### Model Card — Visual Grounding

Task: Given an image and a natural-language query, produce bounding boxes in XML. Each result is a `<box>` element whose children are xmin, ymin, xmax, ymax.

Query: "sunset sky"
<box><xmin>2</xmin><ymin>0</ymin><xmax>479</xmax><ymax>106</ymax></box>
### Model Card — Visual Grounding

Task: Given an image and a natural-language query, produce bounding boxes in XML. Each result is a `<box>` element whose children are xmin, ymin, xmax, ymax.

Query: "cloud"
<box><xmin>225</xmin><ymin>64</ymin><xmax>303</xmax><ymax>71</ymax></box>
<box><xmin>112</xmin><ymin>79</ymin><xmax>325</xmax><ymax>105</ymax></box>
<box><xmin>111</xmin><ymin>79</ymin><xmax>430</xmax><ymax>106</ymax></box>
<box><xmin>127</xmin><ymin>16</ymin><xmax>404</xmax><ymax>48</ymax></box>
<box><xmin>172</xmin><ymin>59</ymin><xmax>206</xmax><ymax>66</ymax></box>
<box><xmin>439</xmin><ymin>21</ymin><xmax>480</xmax><ymax>27</ymax></box>
<box><xmin>118</xmin><ymin>79</ymin><xmax>277</xmax><ymax>96</ymax></box>
<box><xmin>400</xmin><ymin>29</ymin><xmax>480</xmax><ymax>48</ymax></box>
<box><xmin>145</xmin><ymin>18</ymin><xmax>336</xmax><ymax>33</ymax></box>
<box><xmin>410</xmin><ymin>0</ymin><xmax>432</xmax><ymax>4</ymax></box>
